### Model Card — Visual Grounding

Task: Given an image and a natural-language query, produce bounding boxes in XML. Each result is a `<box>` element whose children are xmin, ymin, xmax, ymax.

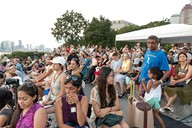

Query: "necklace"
<box><xmin>53</xmin><ymin>71</ymin><xmax>63</xmax><ymax>83</ymax></box>
<box><xmin>179</xmin><ymin>63</ymin><xmax>187</xmax><ymax>70</ymax></box>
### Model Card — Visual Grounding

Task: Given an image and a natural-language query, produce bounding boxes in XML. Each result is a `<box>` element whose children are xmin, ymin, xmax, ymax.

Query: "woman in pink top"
<box><xmin>10</xmin><ymin>82</ymin><xmax>47</xmax><ymax>128</ymax></box>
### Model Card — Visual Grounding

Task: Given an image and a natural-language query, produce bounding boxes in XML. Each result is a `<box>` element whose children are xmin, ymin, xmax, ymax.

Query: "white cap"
<box><xmin>133</xmin><ymin>58</ymin><xmax>141</xmax><ymax>65</ymax></box>
<box><xmin>6</xmin><ymin>59</ymin><xmax>10</xmax><ymax>62</ymax></box>
<box><xmin>51</xmin><ymin>56</ymin><xmax>66</xmax><ymax>66</ymax></box>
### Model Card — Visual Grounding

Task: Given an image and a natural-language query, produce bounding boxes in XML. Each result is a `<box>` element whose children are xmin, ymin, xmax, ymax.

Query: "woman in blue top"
<box><xmin>81</xmin><ymin>52</ymin><xmax>90</xmax><ymax>80</ymax></box>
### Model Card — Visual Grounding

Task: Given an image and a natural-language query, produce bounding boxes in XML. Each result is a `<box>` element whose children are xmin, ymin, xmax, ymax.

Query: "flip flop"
<box><xmin>165</xmin><ymin>107</ymin><xmax>174</xmax><ymax>112</ymax></box>
<box><xmin>159</xmin><ymin>108</ymin><xmax>165</xmax><ymax>113</ymax></box>
<box><xmin>124</xmin><ymin>89</ymin><xmax>130</xmax><ymax>94</ymax></box>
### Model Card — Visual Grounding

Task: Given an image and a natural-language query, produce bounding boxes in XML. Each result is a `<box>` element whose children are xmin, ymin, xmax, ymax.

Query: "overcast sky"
<box><xmin>0</xmin><ymin>0</ymin><xmax>190</xmax><ymax>48</ymax></box>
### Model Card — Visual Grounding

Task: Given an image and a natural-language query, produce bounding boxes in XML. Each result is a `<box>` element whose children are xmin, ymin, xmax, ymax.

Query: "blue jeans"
<box><xmin>65</xmin><ymin>121</ymin><xmax>87</xmax><ymax>128</ymax></box>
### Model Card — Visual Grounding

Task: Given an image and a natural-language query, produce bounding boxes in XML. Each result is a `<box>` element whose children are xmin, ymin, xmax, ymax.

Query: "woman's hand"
<box><xmin>98</xmin><ymin>107</ymin><xmax>110</xmax><ymax>117</ymax></box>
<box><xmin>67</xmin><ymin>93</ymin><xmax>79</xmax><ymax>104</ymax></box>
<box><xmin>41</xmin><ymin>100</ymin><xmax>49</xmax><ymax>106</ymax></box>
<box><xmin>170</xmin><ymin>79</ymin><xmax>177</xmax><ymax>85</ymax></box>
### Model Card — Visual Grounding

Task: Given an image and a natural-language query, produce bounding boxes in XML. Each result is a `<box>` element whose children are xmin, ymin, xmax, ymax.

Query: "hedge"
<box><xmin>7</xmin><ymin>51</ymin><xmax>44</xmax><ymax>59</ymax></box>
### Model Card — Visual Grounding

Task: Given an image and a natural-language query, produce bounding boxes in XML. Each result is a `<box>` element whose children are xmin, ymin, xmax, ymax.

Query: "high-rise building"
<box><xmin>0</xmin><ymin>41</ymin><xmax>14</xmax><ymax>51</ymax></box>
<box><xmin>180</xmin><ymin>3</ymin><xmax>192</xmax><ymax>25</ymax></box>
<box><xmin>27</xmin><ymin>44</ymin><xmax>29</xmax><ymax>50</ymax></box>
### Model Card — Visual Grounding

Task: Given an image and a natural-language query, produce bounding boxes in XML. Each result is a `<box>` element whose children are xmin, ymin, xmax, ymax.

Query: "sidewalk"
<box><xmin>84</xmin><ymin>83</ymin><xmax>192</xmax><ymax>128</ymax></box>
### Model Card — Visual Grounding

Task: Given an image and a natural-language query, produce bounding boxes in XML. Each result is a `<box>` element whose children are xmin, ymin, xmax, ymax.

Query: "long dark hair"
<box><xmin>149</xmin><ymin>67</ymin><xmax>163</xmax><ymax>80</ymax></box>
<box><xmin>97</xmin><ymin>67</ymin><xmax>116</xmax><ymax>108</ymax></box>
<box><xmin>11</xmin><ymin>82</ymin><xmax>38</xmax><ymax>128</ymax></box>
<box><xmin>0</xmin><ymin>89</ymin><xmax>14</xmax><ymax>110</ymax></box>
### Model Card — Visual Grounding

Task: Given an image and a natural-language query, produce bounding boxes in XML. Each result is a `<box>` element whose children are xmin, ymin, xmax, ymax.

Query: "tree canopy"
<box><xmin>83</xmin><ymin>16</ymin><xmax>116</xmax><ymax>47</ymax></box>
<box><xmin>51</xmin><ymin>10</ymin><xmax>88</xmax><ymax>45</ymax></box>
<box><xmin>117</xmin><ymin>18</ymin><xmax>170</xmax><ymax>34</ymax></box>
<box><xmin>115</xmin><ymin>19</ymin><xmax>171</xmax><ymax>49</ymax></box>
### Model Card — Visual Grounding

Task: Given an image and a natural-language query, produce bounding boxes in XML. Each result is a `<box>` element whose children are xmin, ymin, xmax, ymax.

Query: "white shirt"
<box><xmin>144</xmin><ymin>80</ymin><xmax>162</xmax><ymax>101</ymax></box>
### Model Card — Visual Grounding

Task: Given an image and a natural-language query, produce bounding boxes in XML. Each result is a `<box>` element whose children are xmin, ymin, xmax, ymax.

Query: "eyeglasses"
<box><xmin>66</xmin><ymin>75</ymin><xmax>78</xmax><ymax>82</ymax></box>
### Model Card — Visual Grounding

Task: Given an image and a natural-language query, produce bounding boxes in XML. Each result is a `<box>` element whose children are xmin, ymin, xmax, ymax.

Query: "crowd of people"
<box><xmin>0</xmin><ymin>35</ymin><xmax>192</xmax><ymax>128</ymax></box>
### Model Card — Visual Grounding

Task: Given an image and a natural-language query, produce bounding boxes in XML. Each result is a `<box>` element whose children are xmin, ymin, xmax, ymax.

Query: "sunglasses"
<box><xmin>66</xmin><ymin>75</ymin><xmax>78</xmax><ymax>82</ymax></box>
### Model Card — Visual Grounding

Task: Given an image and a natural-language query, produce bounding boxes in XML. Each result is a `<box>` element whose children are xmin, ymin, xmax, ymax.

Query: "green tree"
<box><xmin>140</xmin><ymin>18</ymin><xmax>170</xmax><ymax>29</ymax></box>
<box><xmin>84</xmin><ymin>16</ymin><xmax>116</xmax><ymax>47</ymax></box>
<box><xmin>51</xmin><ymin>10</ymin><xmax>88</xmax><ymax>45</ymax></box>
<box><xmin>117</xmin><ymin>24</ymin><xmax>140</xmax><ymax>34</ymax></box>
<box><xmin>117</xmin><ymin>19</ymin><xmax>170</xmax><ymax>34</ymax></box>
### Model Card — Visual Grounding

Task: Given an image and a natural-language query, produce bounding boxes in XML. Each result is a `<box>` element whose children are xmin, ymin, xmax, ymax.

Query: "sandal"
<box><xmin>165</xmin><ymin>107</ymin><xmax>174</xmax><ymax>112</ymax></box>
<box><xmin>124</xmin><ymin>89</ymin><xmax>130</xmax><ymax>94</ymax></box>
<box><xmin>159</xmin><ymin>108</ymin><xmax>165</xmax><ymax>113</ymax></box>
<box><xmin>118</xmin><ymin>93</ymin><xmax>125</xmax><ymax>98</ymax></box>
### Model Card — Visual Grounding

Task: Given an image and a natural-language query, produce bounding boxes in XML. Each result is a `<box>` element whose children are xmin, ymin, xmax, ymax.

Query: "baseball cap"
<box><xmin>51</xmin><ymin>56</ymin><xmax>66</xmax><ymax>66</ymax></box>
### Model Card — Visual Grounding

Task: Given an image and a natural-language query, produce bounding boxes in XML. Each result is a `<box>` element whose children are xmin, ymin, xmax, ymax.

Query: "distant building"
<box><xmin>180</xmin><ymin>4</ymin><xmax>192</xmax><ymax>25</ymax></box>
<box><xmin>35</xmin><ymin>44</ymin><xmax>45</xmax><ymax>52</ymax></box>
<box><xmin>0</xmin><ymin>41</ymin><xmax>14</xmax><ymax>51</ymax></box>
<box><xmin>45</xmin><ymin>48</ymin><xmax>52</xmax><ymax>52</ymax></box>
<box><xmin>111</xmin><ymin>20</ymin><xmax>136</xmax><ymax>30</ymax></box>
<box><xmin>16</xmin><ymin>40</ymin><xmax>25</xmax><ymax>50</ymax></box>
<box><xmin>27</xmin><ymin>44</ymin><xmax>29</xmax><ymax>50</ymax></box>
<box><xmin>170</xmin><ymin>14</ymin><xmax>180</xmax><ymax>24</ymax></box>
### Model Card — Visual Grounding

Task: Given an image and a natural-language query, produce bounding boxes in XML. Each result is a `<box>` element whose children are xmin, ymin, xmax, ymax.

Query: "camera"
<box><xmin>4</xmin><ymin>78</ymin><xmax>20</xmax><ymax>89</ymax></box>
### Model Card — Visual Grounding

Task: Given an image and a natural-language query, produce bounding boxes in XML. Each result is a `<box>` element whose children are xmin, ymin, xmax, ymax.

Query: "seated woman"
<box><xmin>41</xmin><ymin>56</ymin><xmax>65</xmax><ymax>113</ymax></box>
<box><xmin>91</xmin><ymin>54</ymin><xmax>109</xmax><ymax>85</ymax></box>
<box><xmin>162</xmin><ymin>52</ymin><xmax>192</xmax><ymax>112</ymax></box>
<box><xmin>55</xmin><ymin>75</ymin><xmax>89</xmax><ymax>128</ymax></box>
<box><xmin>0</xmin><ymin>89</ymin><xmax>14</xmax><ymax>127</ymax></box>
<box><xmin>10</xmin><ymin>82</ymin><xmax>47</xmax><ymax>128</ymax></box>
<box><xmin>81</xmin><ymin>52</ymin><xmax>90</xmax><ymax>80</ymax></box>
<box><xmin>114</xmin><ymin>53</ymin><xmax>133</xmax><ymax>98</ymax></box>
<box><xmin>29</xmin><ymin>60</ymin><xmax>41</xmax><ymax>79</ymax></box>
<box><xmin>91</xmin><ymin>55</ymin><xmax>102</xmax><ymax>85</ymax></box>
<box><xmin>66</xmin><ymin>58</ymin><xmax>85</xmax><ymax>95</ymax></box>
<box><xmin>89</xmin><ymin>67</ymin><xmax>129</xmax><ymax>128</ymax></box>
<box><xmin>125</xmin><ymin>58</ymin><xmax>142</xmax><ymax>94</ymax></box>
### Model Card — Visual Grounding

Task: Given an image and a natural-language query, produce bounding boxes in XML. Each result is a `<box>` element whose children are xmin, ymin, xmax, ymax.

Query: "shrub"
<box><xmin>7</xmin><ymin>51</ymin><xmax>44</xmax><ymax>59</ymax></box>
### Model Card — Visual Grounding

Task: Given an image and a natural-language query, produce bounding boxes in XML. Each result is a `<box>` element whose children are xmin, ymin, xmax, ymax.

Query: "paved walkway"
<box><xmin>23</xmin><ymin>74</ymin><xmax>192</xmax><ymax>128</ymax></box>
<box><xmin>83</xmin><ymin>83</ymin><xmax>192</xmax><ymax>128</ymax></box>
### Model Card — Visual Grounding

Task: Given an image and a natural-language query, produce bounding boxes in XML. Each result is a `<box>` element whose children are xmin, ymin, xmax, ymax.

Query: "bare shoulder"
<box><xmin>35</xmin><ymin>107</ymin><xmax>47</xmax><ymax>116</ymax></box>
<box><xmin>55</xmin><ymin>97</ymin><xmax>62</xmax><ymax>105</ymax></box>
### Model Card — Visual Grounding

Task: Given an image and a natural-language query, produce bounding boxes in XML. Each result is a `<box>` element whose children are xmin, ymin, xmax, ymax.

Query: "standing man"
<box><xmin>34</xmin><ymin>49</ymin><xmax>38</xmax><ymax>60</ymax></box>
<box><xmin>139</xmin><ymin>35</ymin><xmax>170</xmax><ymax>95</ymax></box>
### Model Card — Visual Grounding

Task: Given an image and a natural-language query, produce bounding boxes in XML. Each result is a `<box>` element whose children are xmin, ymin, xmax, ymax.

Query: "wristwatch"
<box><xmin>159</xmin><ymin>80</ymin><xmax>163</xmax><ymax>84</ymax></box>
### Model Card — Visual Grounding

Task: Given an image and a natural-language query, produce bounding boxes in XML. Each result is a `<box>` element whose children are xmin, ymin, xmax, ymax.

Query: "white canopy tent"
<box><xmin>115</xmin><ymin>24</ymin><xmax>192</xmax><ymax>43</ymax></box>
